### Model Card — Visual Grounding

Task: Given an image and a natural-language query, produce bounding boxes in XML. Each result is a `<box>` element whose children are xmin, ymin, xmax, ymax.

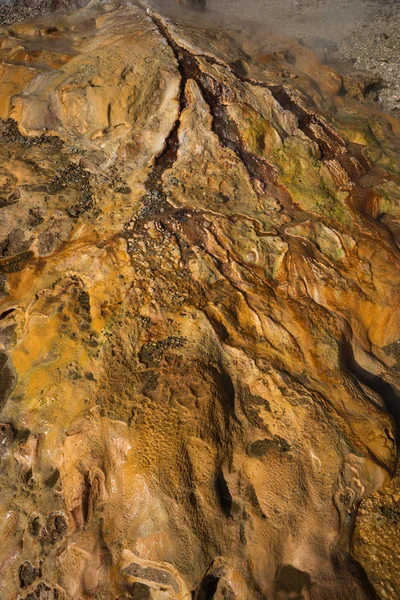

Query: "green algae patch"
<box><xmin>286</xmin><ymin>220</ymin><xmax>346</xmax><ymax>262</ymax></box>
<box><xmin>272</xmin><ymin>136</ymin><xmax>352</xmax><ymax>227</ymax></box>
<box><xmin>375</xmin><ymin>180</ymin><xmax>400</xmax><ymax>218</ymax></box>
<box><xmin>228</xmin><ymin>102</ymin><xmax>283</xmax><ymax>157</ymax></box>
<box><xmin>333</xmin><ymin>110</ymin><xmax>400</xmax><ymax>176</ymax></box>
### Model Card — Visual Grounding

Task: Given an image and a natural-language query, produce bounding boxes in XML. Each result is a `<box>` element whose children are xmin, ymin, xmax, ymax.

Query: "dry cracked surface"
<box><xmin>0</xmin><ymin>1</ymin><xmax>399</xmax><ymax>599</ymax></box>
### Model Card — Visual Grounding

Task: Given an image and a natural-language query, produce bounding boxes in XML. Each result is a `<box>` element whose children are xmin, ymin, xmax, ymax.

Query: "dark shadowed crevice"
<box><xmin>215</xmin><ymin>468</ymin><xmax>232</xmax><ymax>516</ymax></box>
<box><xmin>0</xmin><ymin>350</ymin><xmax>17</xmax><ymax>411</ymax></box>
<box><xmin>0</xmin><ymin>307</ymin><xmax>15</xmax><ymax>321</ymax></box>
<box><xmin>149</xmin><ymin>18</ymin><xmax>188</xmax><ymax>178</ymax></box>
<box><xmin>208</xmin><ymin>366</ymin><xmax>236</xmax><ymax>415</ymax></box>
<box><xmin>195</xmin><ymin>574</ymin><xmax>219</xmax><ymax>600</ymax></box>
<box><xmin>340</xmin><ymin>338</ymin><xmax>400</xmax><ymax>449</ymax></box>
<box><xmin>332</xmin><ymin>556</ymin><xmax>379</xmax><ymax>600</ymax></box>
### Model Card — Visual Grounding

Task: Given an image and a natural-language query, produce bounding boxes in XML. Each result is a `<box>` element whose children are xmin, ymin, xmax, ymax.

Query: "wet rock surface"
<box><xmin>0</xmin><ymin>1</ymin><xmax>399</xmax><ymax>599</ymax></box>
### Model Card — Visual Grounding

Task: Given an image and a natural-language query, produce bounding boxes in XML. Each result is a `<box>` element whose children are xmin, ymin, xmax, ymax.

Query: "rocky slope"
<box><xmin>0</xmin><ymin>2</ymin><xmax>399</xmax><ymax>599</ymax></box>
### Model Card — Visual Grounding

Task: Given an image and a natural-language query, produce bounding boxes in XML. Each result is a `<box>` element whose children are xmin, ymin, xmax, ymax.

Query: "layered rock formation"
<box><xmin>0</xmin><ymin>2</ymin><xmax>399</xmax><ymax>599</ymax></box>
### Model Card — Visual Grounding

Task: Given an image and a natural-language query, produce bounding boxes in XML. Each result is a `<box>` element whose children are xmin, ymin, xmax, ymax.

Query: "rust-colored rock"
<box><xmin>0</xmin><ymin>2</ymin><xmax>399</xmax><ymax>599</ymax></box>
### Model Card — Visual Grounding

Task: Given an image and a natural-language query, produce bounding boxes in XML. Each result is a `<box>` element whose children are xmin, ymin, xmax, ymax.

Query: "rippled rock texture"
<box><xmin>0</xmin><ymin>2</ymin><xmax>399</xmax><ymax>599</ymax></box>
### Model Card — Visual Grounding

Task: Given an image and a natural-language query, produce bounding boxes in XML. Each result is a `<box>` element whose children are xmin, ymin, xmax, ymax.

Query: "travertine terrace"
<box><xmin>0</xmin><ymin>1</ymin><xmax>399</xmax><ymax>599</ymax></box>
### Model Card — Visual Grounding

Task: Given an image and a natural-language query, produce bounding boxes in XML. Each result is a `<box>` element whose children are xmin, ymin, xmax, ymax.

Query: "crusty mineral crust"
<box><xmin>0</xmin><ymin>2</ymin><xmax>399</xmax><ymax>599</ymax></box>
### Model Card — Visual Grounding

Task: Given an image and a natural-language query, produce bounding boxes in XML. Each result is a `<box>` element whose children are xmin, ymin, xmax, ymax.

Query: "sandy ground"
<box><xmin>0</xmin><ymin>0</ymin><xmax>399</xmax><ymax>112</ymax></box>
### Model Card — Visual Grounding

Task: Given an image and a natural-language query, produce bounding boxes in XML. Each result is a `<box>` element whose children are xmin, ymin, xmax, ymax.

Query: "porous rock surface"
<box><xmin>0</xmin><ymin>2</ymin><xmax>399</xmax><ymax>599</ymax></box>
